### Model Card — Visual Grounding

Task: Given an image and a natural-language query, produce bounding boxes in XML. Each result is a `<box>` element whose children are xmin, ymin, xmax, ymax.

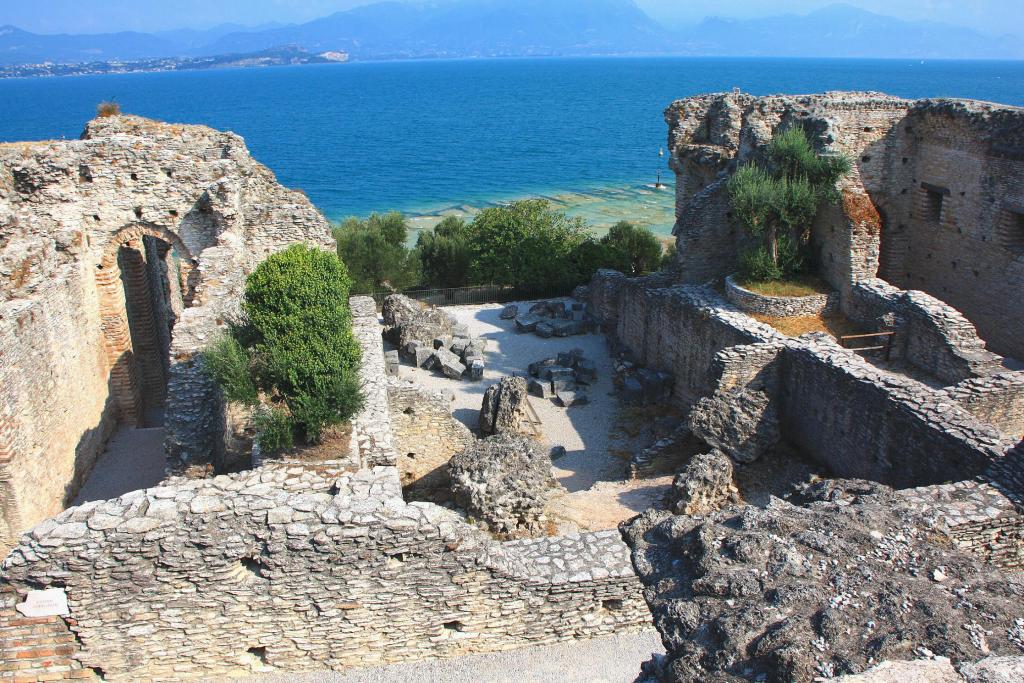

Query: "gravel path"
<box><xmin>394</xmin><ymin>301</ymin><xmax>671</xmax><ymax>531</ymax></box>
<box><xmin>242</xmin><ymin>627</ymin><xmax>663</xmax><ymax>683</ymax></box>
<box><xmin>73</xmin><ymin>425</ymin><xmax>167</xmax><ymax>505</ymax></box>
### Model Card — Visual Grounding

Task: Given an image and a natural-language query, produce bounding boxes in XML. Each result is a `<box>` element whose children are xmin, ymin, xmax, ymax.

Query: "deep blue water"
<box><xmin>0</xmin><ymin>57</ymin><xmax>1022</xmax><ymax>221</ymax></box>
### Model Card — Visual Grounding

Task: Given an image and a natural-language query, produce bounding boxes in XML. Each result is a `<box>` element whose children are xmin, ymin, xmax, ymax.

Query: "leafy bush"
<box><xmin>417</xmin><ymin>216</ymin><xmax>473</xmax><ymax>288</ymax></box>
<box><xmin>599</xmin><ymin>221</ymin><xmax>664</xmax><ymax>276</ymax></box>
<box><xmin>203</xmin><ymin>244</ymin><xmax>364</xmax><ymax>451</ymax></box>
<box><xmin>728</xmin><ymin>127</ymin><xmax>850</xmax><ymax>281</ymax></box>
<box><xmin>253</xmin><ymin>407</ymin><xmax>294</xmax><ymax>454</ymax></box>
<box><xmin>96</xmin><ymin>101</ymin><xmax>121</xmax><ymax>117</ymax></box>
<box><xmin>334</xmin><ymin>211</ymin><xmax>421</xmax><ymax>294</ymax></box>
<box><xmin>467</xmin><ymin>199</ymin><xmax>591</xmax><ymax>291</ymax></box>
<box><xmin>202</xmin><ymin>334</ymin><xmax>258</xmax><ymax>406</ymax></box>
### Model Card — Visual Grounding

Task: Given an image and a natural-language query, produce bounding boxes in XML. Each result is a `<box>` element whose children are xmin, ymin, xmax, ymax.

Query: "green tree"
<box><xmin>203</xmin><ymin>244</ymin><xmax>364</xmax><ymax>449</ymax></box>
<box><xmin>417</xmin><ymin>216</ymin><xmax>474</xmax><ymax>288</ymax></box>
<box><xmin>468</xmin><ymin>199</ymin><xmax>590</xmax><ymax>291</ymax></box>
<box><xmin>334</xmin><ymin>212</ymin><xmax>421</xmax><ymax>294</ymax></box>
<box><xmin>728</xmin><ymin>127</ymin><xmax>851</xmax><ymax>280</ymax></box>
<box><xmin>599</xmin><ymin>221</ymin><xmax>664</xmax><ymax>276</ymax></box>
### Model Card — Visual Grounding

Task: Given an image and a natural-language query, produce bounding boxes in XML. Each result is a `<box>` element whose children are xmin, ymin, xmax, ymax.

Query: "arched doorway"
<box><xmin>94</xmin><ymin>225</ymin><xmax>196</xmax><ymax>428</ymax></box>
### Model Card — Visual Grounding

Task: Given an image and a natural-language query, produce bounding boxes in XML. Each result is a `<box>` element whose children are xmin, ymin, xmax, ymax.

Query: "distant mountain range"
<box><xmin>0</xmin><ymin>1</ymin><xmax>1020</xmax><ymax>69</ymax></box>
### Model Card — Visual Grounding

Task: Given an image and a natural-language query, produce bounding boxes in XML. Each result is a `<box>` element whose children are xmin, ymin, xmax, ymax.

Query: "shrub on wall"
<box><xmin>203</xmin><ymin>244</ymin><xmax>363</xmax><ymax>450</ymax></box>
<box><xmin>728</xmin><ymin>127</ymin><xmax>851</xmax><ymax>282</ymax></box>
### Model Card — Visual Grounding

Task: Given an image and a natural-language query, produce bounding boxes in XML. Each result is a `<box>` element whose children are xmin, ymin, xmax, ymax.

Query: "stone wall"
<box><xmin>944</xmin><ymin>372</ymin><xmax>1024</xmax><ymax>440</ymax></box>
<box><xmin>665</xmin><ymin>91</ymin><xmax>1024</xmax><ymax>361</ymax></box>
<box><xmin>348</xmin><ymin>297</ymin><xmax>399</xmax><ymax>469</ymax></box>
<box><xmin>777</xmin><ymin>338</ymin><xmax>1013</xmax><ymax>488</ymax></box>
<box><xmin>592</xmin><ymin>270</ymin><xmax>782</xmax><ymax>408</ymax></box>
<box><xmin>387</xmin><ymin>381</ymin><xmax>474</xmax><ymax>501</ymax></box>
<box><xmin>0</xmin><ymin>295</ymin><xmax>650</xmax><ymax>681</ymax></box>
<box><xmin>590</xmin><ymin>270</ymin><xmax>1017</xmax><ymax>489</ymax></box>
<box><xmin>1</xmin><ymin>466</ymin><xmax>648</xmax><ymax>681</ymax></box>
<box><xmin>0</xmin><ymin>116</ymin><xmax>334</xmax><ymax>552</ymax></box>
<box><xmin>724</xmin><ymin>274</ymin><xmax>836</xmax><ymax>317</ymax></box>
<box><xmin>872</xmin><ymin>100</ymin><xmax>1024</xmax><ymax>360</ymax></box>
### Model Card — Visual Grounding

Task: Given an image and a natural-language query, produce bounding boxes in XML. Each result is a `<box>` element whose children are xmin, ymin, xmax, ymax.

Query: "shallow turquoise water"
<box><xmin>0</xmin><ymin>57</ymin><xmax>1021</xmax><ymax>235</ymax></box>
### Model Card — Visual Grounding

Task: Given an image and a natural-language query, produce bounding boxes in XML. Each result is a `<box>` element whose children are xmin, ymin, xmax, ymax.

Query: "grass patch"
<box><xmin>736</xmin><ymin>273</ymin><xmax>833</xmax><ymax>298</ymax></box>
<box><xmin>752</xmin><ymin>311</ymin><xmax>863</xmax><ymax>339</ymax></box>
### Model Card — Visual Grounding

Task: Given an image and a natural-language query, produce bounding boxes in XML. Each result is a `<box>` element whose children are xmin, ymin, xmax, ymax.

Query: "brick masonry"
<box><xmin>0</xmin><ymin>115</ymin><xmax>335</xmax><ymax>553</ymax></box>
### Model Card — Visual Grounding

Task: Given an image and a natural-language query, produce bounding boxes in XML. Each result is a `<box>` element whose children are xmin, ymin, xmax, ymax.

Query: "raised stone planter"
<box><xmin>725</xmin><ymin>274</ymin><xmax>837</xmax><ymax>318</ymax></box>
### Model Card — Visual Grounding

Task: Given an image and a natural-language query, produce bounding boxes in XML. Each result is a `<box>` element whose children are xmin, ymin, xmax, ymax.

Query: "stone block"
<box><xmin>557</xmin><ymin>352</ymin><xmax>576</xmax><ymax>367</ymax></box>
<box><xmin>528</xmin><ymin>378</ymin><xmax>552</xmax><ymax>399</ymax></box>
<box><xmin>384</xmin><ymin>350</ymin><xmax>400</xmax><ymax>377</ymax></box>
<box><xmin>515</xmin><ymin>315</ymin><xmax>540</xmax><ymax>332</ymax></box>
<box><xmin>551</xmin><ymin>378</ymin><xmax>578</xmax><ymax>393</ymax></box>
<box><xmin>556</xmin><ymin>390</ymin><xmax>589</xmax><ymax>407</ymax></box>
<box><xmin>415</xmin><ymin>346</ymin><xmax>436</xmax><ymax>369</ymax></box>
<box><xmin>468</xmin><ymin>359</ymin><xmax>485</xmax><ymax>381</ymax></box>
<box><xmin>403</xmin><ymin>340</ymin><xmax>423</xmax><ymax>359</ymax></box>
<box><xmin>529</xmin><ymin>358</ymin><xmax>558</xmax><ymax>377</ymax></box>
<box><xmin>433</xmin><ymin>348</ymin><xmax>466</xmax><ymax>380</ymax></box>
<box><xmin>622</xmin><ymin>376</ymin><xmax>645</xmax><ymax>405</ymax></box>
<box><xmin>535</xmin><ymin>322</ymin><xmax>554</xmax><ymax>338</ymax></box>
<box><xmin>574</xmin><ymin>360</ymin><xmax>598</xmax><ymax>385</ymax></box>
<box><xmin>500</xmin><ymin>304</ymin><xmax>519</xmax><ymax>319</ymax></box>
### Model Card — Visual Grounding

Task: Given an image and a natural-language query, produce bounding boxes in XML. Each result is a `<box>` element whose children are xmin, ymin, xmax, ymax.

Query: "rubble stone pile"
<box><xmin>448</xmin><ymin>434</ymin><xmax>555</xmax><ymax>535</ymax></box>
<box><xmin>512</xmin><ymin>299</ymin><xmax>594</xmax><ymax>338</ymax></box>
<box><xmin>526</xmin><ymin>349</ymin><xmax>597</xmax><ymax>408</ymax></box>
<box><xmin>382</xmin><ymin>294</ymin><xmax>487</xmax><ymax>381</ymax></box>
<box><xmin>623</xmin><ymin>485</ymin><xmax>1024</xmax><ymax>683</ymax></box>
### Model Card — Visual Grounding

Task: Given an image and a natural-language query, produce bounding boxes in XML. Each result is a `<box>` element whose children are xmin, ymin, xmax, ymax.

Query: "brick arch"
<box><xmin>94</xmin><ymin>223</ymin><xmax>197</xmax><ymax>427</ymax></box>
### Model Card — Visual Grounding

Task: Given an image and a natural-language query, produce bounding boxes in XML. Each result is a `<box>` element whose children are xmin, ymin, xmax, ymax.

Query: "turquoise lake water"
<box><xmin>1</xmin><ymin>57</ymin><xmax>1022</xmax><ymax>238</ymax></box>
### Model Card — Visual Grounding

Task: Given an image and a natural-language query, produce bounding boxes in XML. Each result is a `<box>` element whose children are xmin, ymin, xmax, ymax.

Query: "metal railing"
<box><xmin>368</xmin><ymin>284</ymin><xmax>570</xmax><ymax>308</ymax></box>
<box><xmin>840</xmin><ymin>331</ymin><xmax>896</xmax><ymax>360</ymax></box>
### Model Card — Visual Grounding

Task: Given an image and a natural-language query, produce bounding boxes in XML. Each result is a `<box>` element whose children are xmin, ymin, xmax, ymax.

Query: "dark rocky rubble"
<box><xmin>621</xmin><ymin>483</ymin><xmax>1024</xmax><ymax>682</ymax></box>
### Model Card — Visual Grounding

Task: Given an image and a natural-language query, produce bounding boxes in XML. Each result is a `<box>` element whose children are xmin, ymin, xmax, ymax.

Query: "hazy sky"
<box><xmin>2</xmin><ymin>0</ymin><xmax>1022</xmax><ymax>37</ymax></box>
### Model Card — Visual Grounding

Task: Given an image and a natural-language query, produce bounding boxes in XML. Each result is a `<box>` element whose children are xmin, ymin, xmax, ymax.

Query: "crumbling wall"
<box><xmin>388</xmin><ymin>382</ymin><xmax>473</xmax><ymax>500</ymax></box>
<box><xmin>944</xmin><ymin>372</ymin><xmax>1024</xmax><ymax>440</ymax></box>
<box><xmin>0</xmin><ymin>307</ymin><xmax>649</xmax><ymax>681</ymax></box>
<box><xmin>593</xmin><ymin>270</ymin><xmax>781</xmax><ymax>408</ymax></box>
<box><xmin>665</xmin><ymin>92</ymin><xmax>1024</xmax><ymax>361</ymax></box>
<box><xmin>846</xmin><ymin>279</ymin><xmax>1003</xmax><ymax>384</ymax></box>
<box><xmin>665</xmin><ymin>91</ymin><xmax>910</xmax><ymax>288</ymax></box>
<box><xmin>0</xmin><ymin>116</ymin><xmax>333</xmax><ymax>551</ymax></box>
<box><xmin>778</xmin><ymin>338</ymin><xmax>1012</xmax><ymax>488</ymax></box>
<box><xmin>873</xmin><ymin>100</ymin><xmax>1024</xmax><ymax>360</ymax></box>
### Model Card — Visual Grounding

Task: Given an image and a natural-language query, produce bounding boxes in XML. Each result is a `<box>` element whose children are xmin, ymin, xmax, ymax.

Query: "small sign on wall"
<box><xmin>16</xmin><ymin>587</ymin><xmax>70</xmax><ymax>617</ymax></box>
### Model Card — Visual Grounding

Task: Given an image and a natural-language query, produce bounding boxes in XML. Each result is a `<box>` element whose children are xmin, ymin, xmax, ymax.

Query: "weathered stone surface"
<box><xmin>528</xmin><ymin>378</ymin><xmax>552</xmax><ymax>399</ymax></box>
<box><xmin>555</xmin><ymin>390</ymin><xmax>588</xmax><ymax>408</ymax></box>
<box><xmin>671</xmin><ymin>449</ymin><xmax>736</xmax><ymax>515</ymax></box>
<box><xmin>0</xmin><ymin>114</ymin><xmax>336</xmax><ymax>550</ymax></box>
<box><xmin>448</xmin><ymin>434</ymin><xmax>554</xmax><ymax>535</ymax></box>
<box><xmin>468</xmin><ymin>359</ymin><xmax>485</xmax><ymax>381</ymax></box>
<box><xmin>622</xmin><ymin>489</ymin><xmax>1024</xmax><ymax>683</ymax></box>
<box><xmin>686</xmin><ymin>388</ymin><xmax>780</xmax><ymax>463</ymax></box>
<box><xmin>500</xmin><ymin>304</ymin><xmax>519</xmax><ymax>319</ymax></box>
<box><xmin>434</xmin><ymin>348</ymin><xmax>466</xmax><ymax>380</ymax></box>
<box><xmin>479</xmin><ymin>377</ymin><xmax>532</xmax><ymax>436</ymax></box>
<box><xmin>414</xmin><ymin>345</ymin><xmax>435</xmax><ymax>369</ymax></box>
<box><xmin>382</xmin><ymin>294</ymin><xmax>456</xmax><ymax>350</ymax></box>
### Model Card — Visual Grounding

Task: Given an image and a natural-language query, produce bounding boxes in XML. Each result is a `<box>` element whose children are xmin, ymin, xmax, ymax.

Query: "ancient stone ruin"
<box><xmin>1</xmin><ymin>92</ymin><xmax>1023</xmax><ymax>682</ymax></box>
<box><xmin>0</xmin><ymin>115</ymin><xmax>334</xmax><ymax>554</ymax></box>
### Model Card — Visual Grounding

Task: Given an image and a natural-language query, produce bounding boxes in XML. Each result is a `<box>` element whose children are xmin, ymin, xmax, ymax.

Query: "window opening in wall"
<box><xmin>920</xmin><ymin>183</ymin><xmax>948</xmax><ymax>225</ymax></box>
<box><xmin>602</xmin><ymin>598</ymin><xmax>624</xmax><ymax>612</ymax></box>
<box><xmin>443</xmin><ymin>620</ymin><xmax>466</xmax><ymax>632</ymax></box>
<box><xmin>997</xmin><ymin>208</ymin><xmax>1024</xmax><ymax>254</ymax></box>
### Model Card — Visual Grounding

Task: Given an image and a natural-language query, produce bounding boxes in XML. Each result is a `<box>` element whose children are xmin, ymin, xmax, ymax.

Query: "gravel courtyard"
<box><xmin>393</xmin><ymin>300</ymin><xmax>672</xmax><ymax>532</ymax></box>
